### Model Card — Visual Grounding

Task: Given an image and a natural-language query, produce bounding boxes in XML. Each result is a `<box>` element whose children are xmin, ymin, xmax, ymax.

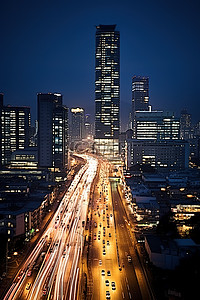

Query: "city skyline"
<box><xmin>1</xmin><ymin>2</ymin><xmax>200</xmax><ymax>297</ymax></box>
<box><xmin>1</xmin><ymin>0</ymin><xmax>200</xmax><ymax>129</ymax></box>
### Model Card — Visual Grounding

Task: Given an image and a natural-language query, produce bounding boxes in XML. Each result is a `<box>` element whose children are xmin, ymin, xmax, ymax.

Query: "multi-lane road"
<box><xmin>88</xmin><ymin>161</ymin><xmax>152</xmax><ymax>300</ymax></box>
<box><xmin>3</xmin><ymin>155</ymin><xmax>98</xmax><ymax>300</ymax></box>
<box><xmin>3</xmin><ymin>154</ymin><xmax>153</xmax><ymax>300</ymax></box>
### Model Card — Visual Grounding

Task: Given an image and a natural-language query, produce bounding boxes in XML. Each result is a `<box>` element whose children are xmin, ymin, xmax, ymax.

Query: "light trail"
<box><xmin>4</xmin><ymin>155</ymin><xmax>98</xmax><ymax>300</ymax></box>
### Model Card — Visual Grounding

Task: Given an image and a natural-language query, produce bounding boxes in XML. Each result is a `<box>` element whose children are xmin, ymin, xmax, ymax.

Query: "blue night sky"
<box><xmin>1</xmin><ymin>0</ymin><xmax>200</xmax><ymax>129</ymax></box>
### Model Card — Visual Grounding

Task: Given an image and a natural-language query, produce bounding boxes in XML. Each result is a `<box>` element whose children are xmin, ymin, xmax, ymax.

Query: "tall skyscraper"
<box><xmin>132</xmin><ymin>76</ymin><xmax>149</xmax><ymax>136</ymax></box>
<box><xmin>37</xmin><ymin>93</ymin><xmax>68</xmax><ymax>170</ymax></box>
<box><xmin>95</xmin><ymin>25</ymin><xmax>120</xmax><ymax>161</ymax></box>
<box><xmin>180</xmin><ymin>109</ymin><xmax>192</xmax><ymax>140</ymax></box>
<box><xmin>70</xmin><ymin>107</ymin><xmax>85</xmax><ymax>142</ymax></box>
<box><xmin>0</xmin><ymin>94</ymin><xmax>31</xmax><ymax>166</ymax></box>
<box><xmin>85</xmin><ymin>114</ymin><xmax>93</xmax><ymax>138</ymax></box>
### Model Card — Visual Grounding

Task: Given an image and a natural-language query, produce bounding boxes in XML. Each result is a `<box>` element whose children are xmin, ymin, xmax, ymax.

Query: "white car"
<box><xmin>105</xmin><ymin>279</ymin><xmax>109</xmax><ymax>286</ymax></box>
<box><xmin>128</xmin><ymin>255</ymin><xmax>132</xmax><ymax>263</ymax></box>
<box><xmin>111</xmin><ymin>281</ymin><xmax>116</xmax><ymax>290</ymax></box>
<box><xmin>106</xmin><ymin>291</ymin><xmax>110</xmax><ymax>299</ymax></box>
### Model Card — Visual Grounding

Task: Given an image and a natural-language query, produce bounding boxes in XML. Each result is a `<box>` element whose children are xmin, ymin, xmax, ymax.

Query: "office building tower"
<box><xmin>180</xmin><ymin>109</ymin><xmax>192</xmax><ymax>140</ymax></box>
<box><xmin>95</xmin><ymin>24</ymin><xmax>120</xmax><ymax>161</ymax></box>
<box><xmin>70</xmin><ymin>107</ymin><xmax>85</xmax><ymax>142</ymax></box>
<box><xmin>85</xmin><ymin>114</ymin><xmax>93</xmax><ymax>138</ymax></box>
<box><xmin>125</xmin><ymin>139</ymin><xmax>189</xmax><ymax>171</ymax></box>
<box><xmin>37</xmin><ymin>93</ymin><xmax>68</xmax><ymax>169</ymax></box>
<box><xmin>0</xmin><ymin>95</ymin><xmax>31</xmax><ymax>166</ymax></box>
<box><xmin>132</xmin><ymin>76</ymin><xmax>149</xmax><ymax>135</ymax></box>
<box><xmin>135</xmin><ymin>108</ymin><xmax>180</xmax><ymax>140</ymax></box>
<box><xmin>0</xmin><ymin>94</ymin><xmax>3</xmax><ymax>168</ymax></box>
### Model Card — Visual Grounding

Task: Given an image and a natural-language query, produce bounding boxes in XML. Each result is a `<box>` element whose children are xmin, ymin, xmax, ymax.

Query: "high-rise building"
<box><xmin>0</xmin><ymin>94</ymin><xmax>31</xmax><ymax>166</ymax></box>
<box><xmin>132</xmin><ymin>76</ymin><xmax>149</xmax><ymax>135</ymax></box>
<box><xmin>37</xmin><ymin>93</ymin><xmax>68</xmax><ymax>170</ymax></box>
<box><xmin>0</xmin><ymin>94</ymin><xmax>3</xmax><ymax>168</ymax></box>
<box><xmin>135</xmin><ymin>108</ymin><xmax>180</xmax><ymax>140</ymax></box>
<box><xmin>95</xmin><ymin>25</ymin><xmax>120</xmax><ymax>161</ymax></box>
<box><xmin>180</xmin><ymin>109</ymin><xmax>192</xmax><ymax>140</ymax></box>
<box><xmin>85</xmin><ymin>114</ymin><xmax>93</xmax><ymax>138</ymax></box>
<box><xmin>70</xmin><ymin>107</ymin><xmax>85</xmax><ymax>142</ymax></box>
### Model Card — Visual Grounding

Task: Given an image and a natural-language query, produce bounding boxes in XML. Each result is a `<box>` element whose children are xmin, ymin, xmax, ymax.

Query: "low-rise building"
<box><xmin>145</xmin><ymin>235</ymin><xmax>199</xmax><ymax>269</ymax></box>
<box><xmin>132</xmin><ymin>195</ymin><xmax>160</xmax><ymax>228</ymax></box>
<box><xmin>125</xmin><ymin>139</ymin><xmax>189</xmax><ymax>171</ymax></box>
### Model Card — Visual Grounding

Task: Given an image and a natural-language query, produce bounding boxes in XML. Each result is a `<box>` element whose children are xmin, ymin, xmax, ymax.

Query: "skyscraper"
<box><xmin>37</xmin><ymin>93</ymin><xmax>68</xmax><ymax>170</ymax></box>
<box><xmin>85</xmin><ymin>114</ymin><xmax>93</xmax><ymax>138</ymax></box>
<box><xmin>180</xmin><ymin>109</ymin><xmax>192</xmax><ymax>140</ymax></box>
<box><xmin>95</xmin><ymin>25</ymin><xmax>120</xmax><ymax>161</ymax></box>
<box><xmin>0</xmin><ymin>94</ymin><xmax>31</xmax><ymax>166</ymax></box>
<box><xmin>70</xmin><ymin>107</ymin><xmax>85</xmax><ymax>142</ymax></box>
<box><xmin>132</xmin><ymin>76</ymin><xmax>149</xmax><ymax>136</ymax></box>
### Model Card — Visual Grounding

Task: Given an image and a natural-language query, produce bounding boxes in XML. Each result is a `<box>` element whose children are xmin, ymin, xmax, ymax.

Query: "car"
<box><xmin>107</xmin><ymin>241</ymin><xmax>110</xmax><ymax>246</ymax></box>
<box><xmin>103</xmin><ymin>250</ymin><xmax>106</xmax><ymax>255</ymax></box>
<box><xmin>103</xmin><ymin>240</ymin><xmax>105</xmax><ymax>244</ymax></box>
<box><xmin>111</xmin><ymin>281</ymin><xmax>116</xmax><ymax>290</ymax></box>
<box><xmin>42</xmin><ymin>288</ymin><xmax>47</xmax><ymax>295</ymax></box>
<box><xmin>105</xmin><ymin>279</ymin><xmax>109</xmax><ymax>286</ymax></box>
<box><xmin>98</xmin><ymin>236</ymin><xmax>100</xmax><ymax>240</ymax></box>
<box><xmin>128</xmin><ymin>255</ymin><xmax>132</xmax><ymax>263</ymax></box>
<box><xmin>17</xmin><ymin>270</ymin><xmax>23</xmax><ymax>279</ymax></box>
<box><xmin>107</xmin><ymin>270</ymin><xmax>111</xmax><ymax>276</ymax></box>
<box><xmin>101</xmin><ymin>269</ymin><xmax>105</xmax><ymax>276</ymax></box>
<box><xmin>106</xmin><ymin>291</ymin><xmax>110</xmax><ymax>299</ymax></box>
<box><xmin>26</xmin><ymin>282</ymin><xmax>31</xmax><ymax>290</ymax></box>
<box><xmin>109</xmin><ymin>233</ymin><xmax>111</xmax><ymax>237</ymax></box>
<box><xmin>99</xmin><ymin>259</ymin><xmax>102</xmax><ymax>266</ymax></box>
<box><xmin>103</xmin><ymin>245</ymin><xmax>105</xmax><ymax>249</ymax></box>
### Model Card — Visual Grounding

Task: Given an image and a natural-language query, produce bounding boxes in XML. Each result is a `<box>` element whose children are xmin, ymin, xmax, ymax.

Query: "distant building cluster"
<box><xmin>0</xmin><ymin>92</ymin><xmax>93</xmax><ymax>245</ymax></box>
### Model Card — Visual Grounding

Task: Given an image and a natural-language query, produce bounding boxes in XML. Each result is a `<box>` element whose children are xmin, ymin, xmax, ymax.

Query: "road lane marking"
<box><xmin>129</xmin><ymin>292</ymin><xmax>132</xmax><ymax>298</ymax></box>
<box><xmin>122</xmin><ymin>292</ymin><xmax>125</xmax><ymax>298</ymax></box>
<box><xmin>127</xmin><ymin>284</ymin><xmax>130</xmax><ymax>290</ymax></box>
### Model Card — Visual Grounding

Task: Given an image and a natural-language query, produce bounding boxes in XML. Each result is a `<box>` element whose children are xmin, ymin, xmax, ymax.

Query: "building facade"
<box><xmin>135</xmin><ymin>109</ymin><xmax>180</xmax><ymax>140</ymax></box>
<box><xmin>70</xmin><ymin>107</ymin><xmax>85</xmax><ymax>142</ymax></box>
<box><xmin>0</xmin><ymin>94</ymin><xmax>31</xmax><ymax>166</ymax></box>
<box><xmin>95</xmin><ymin>25</ymin><xmax>120</xmax><ymax>160</ymax></box>
<box><xmin>125</xmin><ymin>139</ymin><xmax>189</xmax><ymax>171</ymax></box>
<box><xmin>132</xmin><ymin>76</ymin><xmax>149</xmax><ymax>135</ymax></box>
<box><xmin>85</xmin><ymin>114</ymin><xmax>93</xmax><ymax>138</ymax></box>
<box><xmin>180</xmin><ymin>109</ymin><xmax>192</xmax><ymax>140</ymax></box>
<box><xmin>37</xmin><ymin>93</ymin><xmax>68</xmax><ymax>170</ymax></box>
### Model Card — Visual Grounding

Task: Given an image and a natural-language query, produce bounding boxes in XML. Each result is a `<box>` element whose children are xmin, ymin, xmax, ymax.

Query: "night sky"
<box><xmin>1</xmin><ymin>0</ymin><xmax>200</xmax><ymax>129</ymax></box>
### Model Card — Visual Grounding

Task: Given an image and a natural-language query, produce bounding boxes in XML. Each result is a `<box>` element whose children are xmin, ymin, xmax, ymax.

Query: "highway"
<box><xmin>90</xmin><ymin>160</ymin><xmax>122</xmax><ymax>300</ymax></box>
<box><xmin>3</xmin><ymin>155</ymin><xmax>98</xmax><ymax>300</ymax></box>
<box><xmin>3</xmin><ymin>155</ymin><xmax>153</xmax><ymax>300</ymax></box>
<box><xmin>88</xmin><ymin>162</ymin><xmax>152</xmax><ymax>300</ymax></box>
